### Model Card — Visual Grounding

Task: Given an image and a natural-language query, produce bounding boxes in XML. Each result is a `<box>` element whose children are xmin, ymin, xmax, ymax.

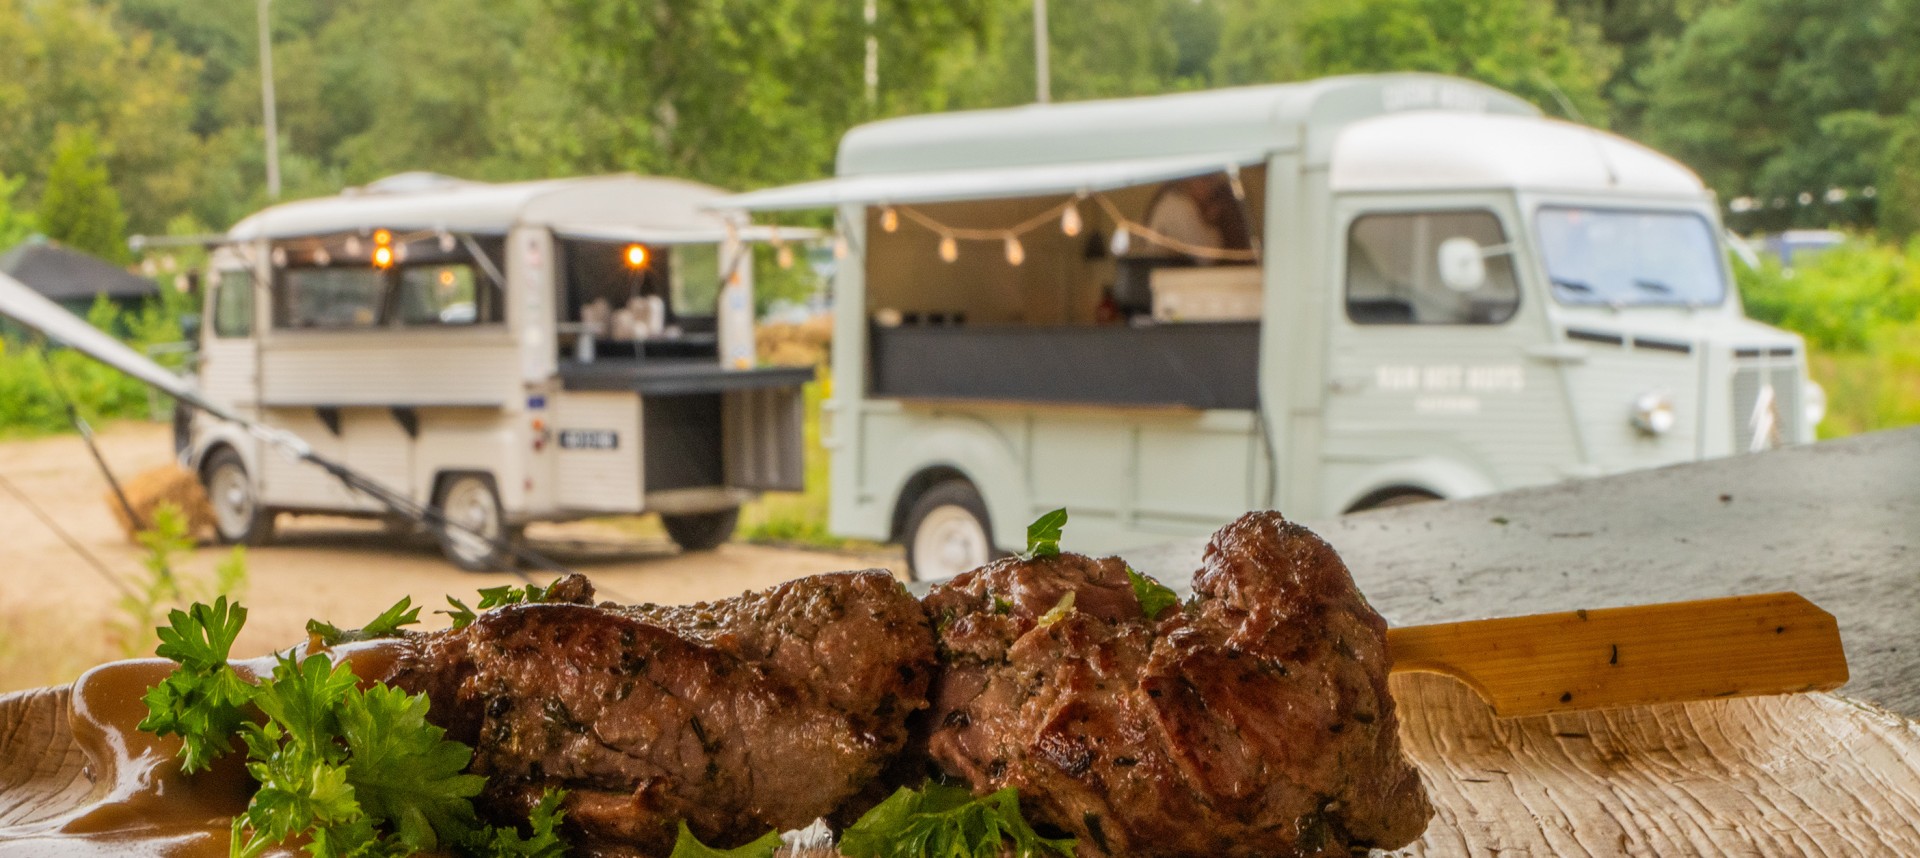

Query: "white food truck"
<box><xmin>722</xmin><ymin>73</ymin><xmax>1823</xmax><ymax>579</ymax></box>
<box><xmin>186</xmin><ymin>173</ymin><xmax>809</xmax><ymax>569</ymax></box>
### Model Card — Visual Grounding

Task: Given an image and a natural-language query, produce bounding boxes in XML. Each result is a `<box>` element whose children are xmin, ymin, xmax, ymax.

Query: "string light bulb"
<box><xmin>881</xmin><ymin>206</ymin><xmax>899</xmax><ymax>233</ymax></box>
<box><xmin>1004</xmin><ymin>236</ymin><xmax>1025</xmax><ymax>266</ymax></box>
<box><xmin>270</xmin><ymin>247</ymin><xmax>287</xmax><ymax>268</ymax></box>
<box><xmin>373</xmin><ymin>229</ymin><xmax>393</xmax><ymax>247</ymax></box>
<box><xmin>314</xmin><ymin>248</ymin><xmax>331</xmax><ymax>267</ymax></box>
<box><xmin>372</xmin><ymin>246</ymin><xmax>394</xmax><ymax>269</ymax></box>
<box><xmin>1061</xmin><ymin>204</ymin><xmax>1083</xmax><ymax>237</ymax></box>
<box><xmin>1110</xmin><ymin>225</ymin><xmax>1132</xmax><ymax>257</ymax></box>
<box><xmin>439</xmin><ymin>230</ymin><xmax>456</xmax><ymax>253</ymax></box>
<box><xmin>777</xmin><ymin>243</ymin><xmax>795</xmax><ymax>269</ymax></box>
<box><xmin>623</xmin><ymin>244</ymin><xmax>649</xmax><ymax>269</ymax></box>
<box><xmin>345</xmin><ymin>235</ymin><xmax>362</xmax><ymax>256</ymax></box>
<box><xmin>938</xmin><ymin>235</ymin><xmax>958</xmax><ymax>263</ymax></box>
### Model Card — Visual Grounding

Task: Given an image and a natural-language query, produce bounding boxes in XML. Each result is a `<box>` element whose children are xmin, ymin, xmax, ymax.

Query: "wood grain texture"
<box><xmin>1387</xmin><ymin>593</ymin><xmax>1849</xmax><ymax>716</ymax></box>
<box><xmin>0</xmin><ymin>686</ymin><xmax>91</xmax><ymax>827</ymax></box>
<box><xmin>1388</xmin><ymin>672</ymin><xmax>1920</xmax><ymax>856</ymax></box>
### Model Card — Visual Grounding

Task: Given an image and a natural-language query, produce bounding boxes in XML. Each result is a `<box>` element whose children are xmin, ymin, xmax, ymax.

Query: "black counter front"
<box><xmin>558</xmin><ymin>360</ymin><xmax>814</xmax><ymax>395</ymax></box>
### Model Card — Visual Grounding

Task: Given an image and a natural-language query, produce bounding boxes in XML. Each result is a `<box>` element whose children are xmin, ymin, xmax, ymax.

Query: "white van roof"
<box><xmin>721</xmin><ymin>73</ymin><xmax>1542</xmax><ymax>211</ymax></box>
<box><xmin>722</xmin><ymin>74</ymin><xmax>1713</xmax><ymax>211</ymax></box>
<box><xmin>228</xmin><ymin>173</ymin><xmax>766</xmax><ymax>244</ymax></box>
<box><xmin>1329</xmin><ymin>112</ymin><xmax>1707</xmax><ymax>197</ymax></box>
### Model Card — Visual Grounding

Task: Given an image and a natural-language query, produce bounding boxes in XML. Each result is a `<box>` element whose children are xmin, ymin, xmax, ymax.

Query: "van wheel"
<box><xmin>905</xmin><ymin>481</ymin><xmax>993</xmax><ymax>582</ymax></box>
<box><xmin>663</xmin><ymin>508</ymin><xmax>738</xmax><ymax>552</ymax></box>
<box><xmin>203</xmin><ymin>448</ymin><xmax>274</xmax><ymax>545</ymax></box>
<box><xmin>1347</xmin><ymin>487</ymin><xmax>1442</xmax><ymax>513</ymax></box>
<box><xmin>436</xmin><ymin>473</ymin><xmax>512</xmax><ymax>572</ymax></box>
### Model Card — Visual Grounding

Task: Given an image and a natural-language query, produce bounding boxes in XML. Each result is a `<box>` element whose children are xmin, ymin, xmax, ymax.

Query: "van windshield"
<box><xmin>1535</xmin><ymin>207</ymin><xmax>1726</xmax><ymax>307</ymax></box>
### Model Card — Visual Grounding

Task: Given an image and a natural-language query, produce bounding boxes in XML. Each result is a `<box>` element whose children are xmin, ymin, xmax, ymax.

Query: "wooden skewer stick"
<box><xmin>1386</xmin><ymin>592</ymin><xmax>1848</xmax><ymax>717</ymax></box>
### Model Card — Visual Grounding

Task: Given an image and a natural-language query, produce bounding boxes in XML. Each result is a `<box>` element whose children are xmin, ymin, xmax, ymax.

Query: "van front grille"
<box><xmin>1732</xmin><ymin>363</ymin><xmax>1800</xmax><ymax>451</ymax></box>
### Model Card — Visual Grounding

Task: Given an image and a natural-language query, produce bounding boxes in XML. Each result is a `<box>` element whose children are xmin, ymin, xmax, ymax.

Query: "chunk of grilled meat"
<box><xmin>387</xmin><ymin>571</ymin><xmax>934</xmax><ymax>857</ymax></box>
<box><xmin>920</xmin><ymin>511</ymin><xmax>1432</xmax><ymax>858</ymax></box>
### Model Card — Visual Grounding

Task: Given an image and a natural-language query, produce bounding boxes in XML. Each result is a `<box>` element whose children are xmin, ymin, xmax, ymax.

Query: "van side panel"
<box><xmin>550</xmin><ymin>392</ymin><xmax>643</xmax><ymax>512</ymax></box>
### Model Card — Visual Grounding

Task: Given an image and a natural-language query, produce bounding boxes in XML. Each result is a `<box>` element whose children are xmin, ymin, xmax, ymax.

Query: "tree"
<box><xmin>0</xmin><ymin>170</ymin><xmax>32</xmax><ymax>251</ymax></box>
<box><xmin>1643</xmin><ymin>0</ymin><xmax>1889</xmax><ymax>231</ymax></box>
<box><xmin>38</xmin><ymin>126</ymin><xmax>129</xmax><ymax>263</ymax></box>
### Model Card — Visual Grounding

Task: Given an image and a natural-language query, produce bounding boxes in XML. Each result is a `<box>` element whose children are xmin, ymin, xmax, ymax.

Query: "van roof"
<box><xmin>227</xmin><ymin>173</ymin><xmax>748</xmax><ymax>243</ymax></box>
<box><xmin>1330</xmin><ymin>112</ymin><xmax>1707</xmax><ymax>197</ymax></box>
<box><xmin>834</xmin><ymin>73</ymin><xmax>1539</xmax><ymax>176</ymax></box>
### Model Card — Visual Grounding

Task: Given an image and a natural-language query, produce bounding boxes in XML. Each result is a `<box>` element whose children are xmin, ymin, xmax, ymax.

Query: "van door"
<box><xmin>1320</xmin><ymin>197</ymin><xmax>1577</xmax><ymax>510</ymax></box>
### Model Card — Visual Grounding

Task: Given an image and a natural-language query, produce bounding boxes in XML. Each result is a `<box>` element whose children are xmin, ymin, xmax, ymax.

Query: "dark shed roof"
<box><xmin>0</xmin><ymin>242</ymin><xmax>157</xmax><ymax>302</ymax></box>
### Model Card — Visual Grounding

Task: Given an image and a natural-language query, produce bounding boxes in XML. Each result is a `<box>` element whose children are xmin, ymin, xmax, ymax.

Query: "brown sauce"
<box><xmin>0</xmin><ymin>641</ymin><xmax>439</xmax><ymax>857</ymax></box>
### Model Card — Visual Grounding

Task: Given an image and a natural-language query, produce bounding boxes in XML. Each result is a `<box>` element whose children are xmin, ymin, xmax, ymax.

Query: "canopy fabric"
<box><xmin>0</xmin><ymin>243</ymin><xmax>158</xmax><ymax>302</ymax></box>
<box><xmin>549</xmin><ymin>223</ymin><xmax>820</xmax><ymax>245</ymax></box>
<box><xmin>715</xmin><ymin>149</ymin><xmax>1270</xmax><ymax>212</ymax></box>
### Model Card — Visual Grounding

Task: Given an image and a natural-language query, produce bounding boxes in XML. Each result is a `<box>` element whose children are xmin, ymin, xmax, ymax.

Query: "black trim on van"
<box><xmin>1565</xmin><ymin>328</ymin><xmax>1624</xmax><ymax>346</ymax></box>
<box><xmin>1632</xmin><ymin>336</ymin><xmax>1693</xmax><ymax>354</ymax></box>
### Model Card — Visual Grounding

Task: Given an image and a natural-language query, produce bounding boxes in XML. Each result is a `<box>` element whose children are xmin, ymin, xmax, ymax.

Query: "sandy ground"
<box><xmin>0</xmin><ymin>421</ymin><xmax>903</xmax><ymax>692</ymax></box>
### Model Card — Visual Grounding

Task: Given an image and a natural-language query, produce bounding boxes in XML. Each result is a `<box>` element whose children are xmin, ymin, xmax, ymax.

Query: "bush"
<box><xmin>0</xmin><ymin>293</ymin><xmax>186</xmax><ymax>436</ymax></box>
<box><xmin>1736</xmin><ymin>235</ymin><xmax>1920</xmax><ymax>437</ymax></box>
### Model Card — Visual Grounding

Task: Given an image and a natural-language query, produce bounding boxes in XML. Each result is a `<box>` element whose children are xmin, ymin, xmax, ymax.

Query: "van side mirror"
<box><xmin>1437</xmin><ymin>237</ymin><xmax>1487</xmax><ymax>292</ymax></box>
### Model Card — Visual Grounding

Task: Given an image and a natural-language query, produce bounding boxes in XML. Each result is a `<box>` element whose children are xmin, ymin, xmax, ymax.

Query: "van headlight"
<box><xmin>1804</xmin><ymin>379</ymin><xmax>1827</xmax><ymax>429</ymax></box>
<box><xmin>1631</xmin><ymin>390</ymin><xmax>1677</xmax><ymax>436</ymax></box>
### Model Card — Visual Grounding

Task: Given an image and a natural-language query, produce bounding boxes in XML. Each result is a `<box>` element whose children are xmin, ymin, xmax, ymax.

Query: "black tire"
<box><xmin>903</xmin><ymin>480</ymin><xmax>994</xmax><ymax>582</ymax></box>
<box><xmin>662</xmin><ymin>507</ymin><xmax>739</xmax><ymax>552</ymax></box>
<box><xmin>202</xmin><ymin>447</ymin><xmax>275</xmax><ymax>545</ymax></box>
<box><xmin>1346</xmin><ymin>487</ymin><xmax>1443</xmax><ymax>513</ymax></box>
<box><xmin>434</xmin><ymin>472</ymin><xmax>513</xmax><ymax>572</ymax></box>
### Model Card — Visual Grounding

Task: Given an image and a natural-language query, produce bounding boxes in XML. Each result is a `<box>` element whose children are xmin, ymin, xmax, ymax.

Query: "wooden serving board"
<box><xmin>1387</xmin><ymin>672</ymin><xmax>1920</xmax><ymax>855</ymax></box>
<box><xmin>7</xmin><ymin>673</ymin><xmax>1920</xmax><ymax>854</ymax></box>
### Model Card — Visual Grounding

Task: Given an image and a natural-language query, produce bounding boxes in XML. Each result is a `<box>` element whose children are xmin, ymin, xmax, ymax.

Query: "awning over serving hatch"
<box><xmin>715</xmin><ymin>149</ymin><xmax>1270</xmax><ymax>212</ymax></box>
<box><xmin>548</xmin><ymin>223</ymin><xmax>818</xmax><ymax>246</ymax></box>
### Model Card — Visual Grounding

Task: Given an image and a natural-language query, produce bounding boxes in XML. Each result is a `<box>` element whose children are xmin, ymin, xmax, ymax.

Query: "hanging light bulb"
<box><xmin>881</xmin><ymin>206</ymin><xmax>900</xmax><ymax>233</ymax></box>
<box><xmin>1061</xmin><ymin>204</ymin><xmax>1083</xmax><ymax>237</ymax></box>
<box><xmin>373</xmin><ymin>228</ymin><xmax>393</xmax><ymax>247</ymax></box>
<box><xmin>271</xmin><ymin>247</ymin><xmax>288</xmax><ymax>268</ymax></box>
<box><xmin>777</xmin><ymin>243</ymin><xmax>795</xmax><ymax>269</ymax></box>
<box><xmin>833</xmin><ymin>235</ymin><xmax>850</xmax><ymax>259</ymax></box>
<box><xmin>314</xmin><ymin>247</ymin><xmax>331</xmax><ymax>267</ymax></box>
<box><xmin>372</xmin><ymin>246</ymin><xmax>394</xmax><ymax>269</ymax></box>
<box><xmin>345</xmin><ymin>235</ymin><xmax>362</xmax><ymax>256</ymax></box>
<box><xmin>623</xmin><ymin>244</ymin><xmax>650</xmax><ymax>269</ymax></box>
<box><xmin>1004</xmin><ymin>236</ymin><xmax>1025</xmax><ymax>266</ymax></box>
<box><xmin>1110</xmin><ymin>224</ymin><xmax>1132</xmax><ymax>257</ymax></box>
<box><xmin>938</xmin><ymin>235</ymin><xmax>958</xmax><ymax>263</ymax></box>
<box><xmin>439</xmin><ymin>230</ymin><xmax>456</xmax><ymax>253</ymax></box>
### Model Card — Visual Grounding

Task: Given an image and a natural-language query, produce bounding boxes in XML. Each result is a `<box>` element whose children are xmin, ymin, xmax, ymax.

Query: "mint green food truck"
<box><xmin>723</xmin><ymin>73</ymin><xmax>1822</xmax><ymax>580</ymax></box>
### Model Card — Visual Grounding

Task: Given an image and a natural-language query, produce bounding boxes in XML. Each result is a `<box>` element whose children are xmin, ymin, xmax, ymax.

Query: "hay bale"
<box><xmin>106</xmin><ymin>464</ymin><xmax>217</xmax><ymax>542</ymax></box>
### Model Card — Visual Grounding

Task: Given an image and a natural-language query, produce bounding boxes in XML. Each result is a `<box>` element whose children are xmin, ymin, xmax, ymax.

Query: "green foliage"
<box><xmin>307</xmin><ymin>597</ymin><xmax>423</xmax><ymax>646</ymax></box>
<box><xmin>0</xmin><ymin>289</ymin><xmax>186</xmax><ymax>438</ymax></box>
<box><xmin>839</xmin><ymin>781</ymin><xmax>1075</xmax><ymax>858</ymax></box>
<box><xmin>1023</xmin><ymin>508</ymin><xmax>1066</xmax><ymax>559</ymax></box>
<box><xmin>667</xmin><ymin>822</ymin><xmax>781</xmax><ymax>858</ymax></box>
<box><xmin>37</xmin><ymin>126</ymin><xmax>128</xmax><ymax>262</ymax></box>
<box><xmin>1735</xmin><ymin>235</ymin><xmax>1920</xmax><ymax>437</ymax></box>
<box><xmin>1126</xmin><ymin>566</ymin><xmax>1179</xmax><ymax>621</ymax></box>
<box><xmin>442</xmin><ymin>581</ymin><xmax>556</xmax><ymax>630</ymax></box>
<box><xmin>114</xmin><ymin>501</ymin><xmax>249</xmax><ymax>658</ymax></box>
<box><xmin>0</xmin><ymin>170</ymin><xmax>32</xmax><ymax>249</ymax></box>
<box><xmin>137</xmin><ymin>596</ymin><xmax>254</xmax><ymax>772</ymax></box>
<box><xmin>1737</xmin><ymin>238</ymin><xmax>1920</xmax><ymax>352</ymax></box>
<box><xmin>141</xmin><ymin>597</ymin><xmax>567</xmax><ymax>858</ymax></box>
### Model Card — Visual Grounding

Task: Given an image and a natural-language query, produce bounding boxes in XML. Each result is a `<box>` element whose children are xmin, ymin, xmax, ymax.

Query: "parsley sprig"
<box><xmin>1126</xmin><ymin>566</ymin><xmax>1180</xmax><ymax>621</ymax></box>
<box><xmin>840</xmin><ymin>781</ymin><xmax>1076</xmax><ymax>858</ymax></box>
<box><xmin>140</xmin><ymin>598</ymin><xmax>570</xmax><ymax>857</ymax></box>
<box><xmin>1022</xmin><ymin>509</ymin><xmax>1068</xmax><ymax>559</ymax></box>
<box><xmin>307</xmin><ymin>597</ymin><xmax>423</xmax><ymax>647</ymax></box>
<box><xmin>443</xmin><ymin>582</ymin><xmax>556</xmax><ymax>630</ymax></box>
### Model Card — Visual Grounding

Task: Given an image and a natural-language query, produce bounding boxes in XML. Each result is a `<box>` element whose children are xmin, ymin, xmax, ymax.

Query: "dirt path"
<box><xmin>0</xmin><ymin>421</ymin><xmax>902</xmax><ymax>692</ymax></box>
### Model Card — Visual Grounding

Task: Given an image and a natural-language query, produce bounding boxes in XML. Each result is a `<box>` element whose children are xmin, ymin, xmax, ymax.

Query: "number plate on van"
<box><xmin>558</xmin><ymin>429</ymin><xmax>620</xmax><ymax>450</ymax></box>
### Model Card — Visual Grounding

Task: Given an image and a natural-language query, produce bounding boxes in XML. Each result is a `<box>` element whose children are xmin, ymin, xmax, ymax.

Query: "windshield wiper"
<box><xmin>1551</xmin><ymin>276</ymin><xmax>1596</xmax><ymax>295</ymax></box>
<box><xmin>1633</xmin><ymin>278</ymin><xmax>1673</xmax><ymax>295</ymax></box>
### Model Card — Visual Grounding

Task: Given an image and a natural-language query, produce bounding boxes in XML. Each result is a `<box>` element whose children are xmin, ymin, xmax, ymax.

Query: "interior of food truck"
<box><xmin>553</xmin><ymin>237</ymin><xmax>724</xmax><ymax>362</ymax></box>
<box><xmin>861</xmin><ymin>168</ymin><xmax>1268</xmax><ymax>410</ymax></box>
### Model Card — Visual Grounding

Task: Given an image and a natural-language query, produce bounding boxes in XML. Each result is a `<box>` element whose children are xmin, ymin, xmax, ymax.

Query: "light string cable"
<box><xmin>874</xmin><ymin>191</ymin><xmax>1258</xmax><ymax>263</ymax></box>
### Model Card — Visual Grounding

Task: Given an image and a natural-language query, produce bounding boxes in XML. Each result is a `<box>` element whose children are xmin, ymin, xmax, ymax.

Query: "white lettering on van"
<box><xmin>1375</xmin><ymin>364</ymin><xmax>1525</xmax><ymax>393</ymax></box>
<box><xmin>1381</xmin><ymin>82</ymin><xmax>1493</xmax><ymax>113</ymax></box>
<box><xmin>1415</xmin><ymin>395</ymin><xmax>1481</xmax><ymax>415</ymax></box>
